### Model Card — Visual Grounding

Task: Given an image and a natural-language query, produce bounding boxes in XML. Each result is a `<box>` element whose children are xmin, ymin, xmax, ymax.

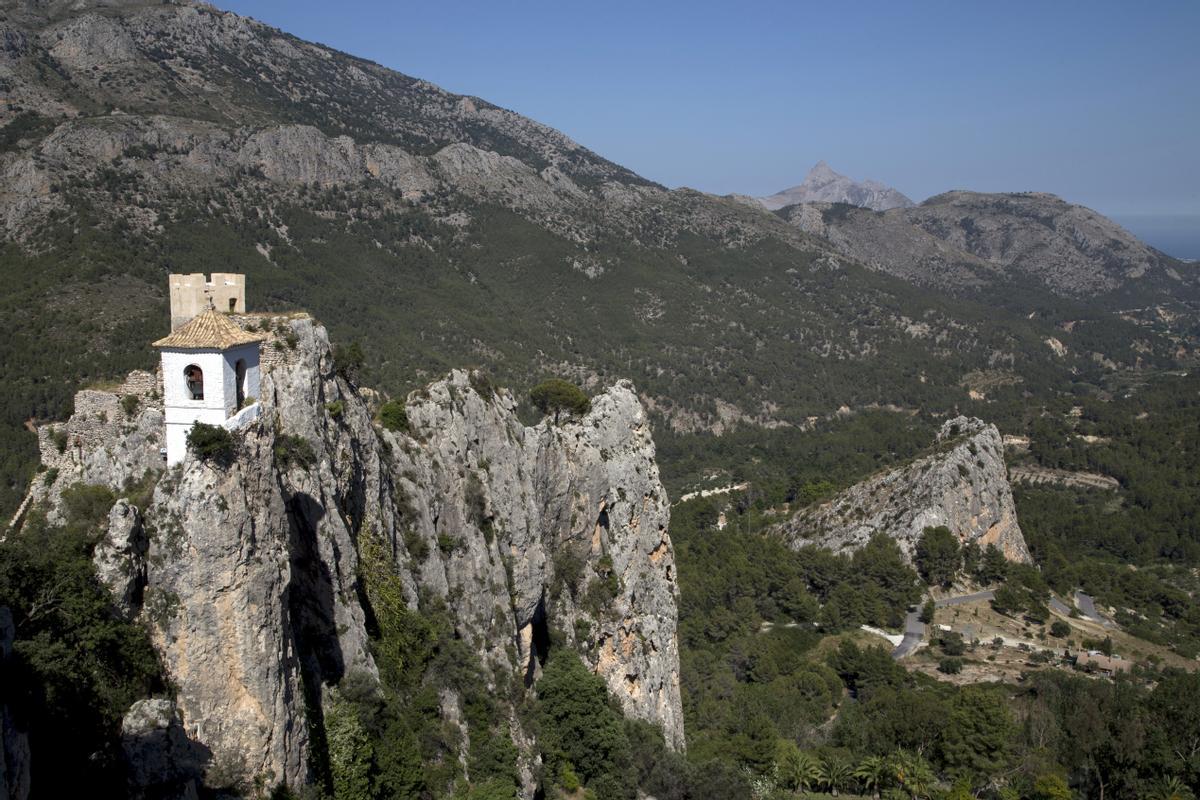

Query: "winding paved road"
<box><xmin>936</xmin><ymin>590</ymin><xmax>994</xmax><ymax>608</ymax></box>
<box><xmin>892</xmin><ymin>609</ymin><xmax>926</xmax><ymax>658</ymax></box>
<box><xmin>892</xmin><ymin>590</ymin><xmax>996</xmax><ymax>659</ymax></box>
<box><xmin>1049</xmin><ymin>596</ymin><xmax>1072</xmax><ymax>616</ymax></box>
<box><xmin>891</xmin><ymin>589</ymin><xmax>1116</xmax><ymax>659</ymax></box>
<box><xmin>1074</xmin><ymin>591</ymin><xmax>1116</xmax><ymax>628</ymax></box>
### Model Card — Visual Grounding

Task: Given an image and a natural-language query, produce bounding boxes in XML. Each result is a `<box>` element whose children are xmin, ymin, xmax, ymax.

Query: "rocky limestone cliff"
<box><xmin>760</xmin><ymin>161</ymin><xmax>914</xmax><ymax>212</ymax></box>
<box><xmin>773</xmin><ymin>416</ymin><xmax>1031</xmax><ymax>564</ymax></box>
<box><xmin>13</xmin><ymin>312</ymin><xmax>683</xmax><ymax>795</ymax></box>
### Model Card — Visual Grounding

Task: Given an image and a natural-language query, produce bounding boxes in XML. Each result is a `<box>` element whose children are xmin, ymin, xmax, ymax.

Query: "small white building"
<box><xmin>153</xmin><ymin>307</ymin><xmax>264</xmax><ymax>466</ymax></box>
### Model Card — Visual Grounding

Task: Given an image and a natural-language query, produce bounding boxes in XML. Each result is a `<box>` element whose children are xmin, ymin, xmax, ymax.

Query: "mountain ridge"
<box><xmin>780</xmin><ymin>189</ymin><xmax>1200</xmax><ymax>301</ymax></box>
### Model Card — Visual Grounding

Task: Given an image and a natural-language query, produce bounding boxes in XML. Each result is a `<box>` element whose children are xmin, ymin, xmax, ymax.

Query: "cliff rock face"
<box><xmin>773</xmin><ymin>417</ymin><xmax>1031</xmax><ymax>563</ymax></box>
<box><xmin>16</xmin><ymin>312</ymin><xmax>683</xmax><ymax>793</ymax></box>
<box><xmin>760</xmin><ymin>161</ymin><xmax>914</xmax><ymax>211</ymax></box>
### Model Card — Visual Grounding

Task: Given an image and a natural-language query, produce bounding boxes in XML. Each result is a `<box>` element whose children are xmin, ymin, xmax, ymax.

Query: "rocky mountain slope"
<box><xmin>759</xmin><ymin>161</ymin><xmax>914</xmax><ymax>211</ymax></box>
<box><xmin>11</xmin><ymin>311</ymin><xmax>682</xmax><ymax>796</ymax></box>
<box><xmin>781</xmin><ymin>190</ymin><xmax>1200</xmax><ymax>302</ymax></box>
<box><xmin>772</xmin><ymin>416</ymin><xmax>1032</xmax><ymax>563</ymax></box>
<box><xmin>0</xmin><ymin>0</ymin><xmax>1193</xmax><ymax>521</ymax></box>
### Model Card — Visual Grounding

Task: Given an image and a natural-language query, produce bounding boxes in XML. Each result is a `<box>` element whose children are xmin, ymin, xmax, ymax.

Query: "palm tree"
<box><xmin>818</xmin><ymin>756</ymin><xmax>854</xmax><ymax>797</ymax></box>
<box><xmin>854</xmin><ymin>755</ymin><xmax>888</xmax><ymax>799</ymax></box>
<box><xmin>886</xmin><ymin>749</ymin><xmax>935</xmax><ymax>799</ymax></box>
<box><xmin>1148</xmin><ymin>776</ymin><xmax>1196</xmax><ymax>800</ymax></box>
<box><xmin>778</xmin><ymin>747</ymin><xmax>821</xmax><ymax>794</ymax></box>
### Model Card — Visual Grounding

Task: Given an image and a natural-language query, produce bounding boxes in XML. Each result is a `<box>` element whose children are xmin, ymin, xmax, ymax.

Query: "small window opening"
<box><xmin>228</xmin><ymin>297</ymin><xmax>237</xmax><ymax>312</ymax></box>
<box><xmin>184</xmin><ymin>364</ymin><xmax>204</xmax><ymax>401</ymax></box>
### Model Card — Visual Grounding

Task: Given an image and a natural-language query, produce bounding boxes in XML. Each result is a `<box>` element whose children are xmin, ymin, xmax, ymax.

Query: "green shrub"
<box><xmin>465</xmin><ymin>472</ymin><xmax>491</xmax><ymax>538</ymax></box>
<box><xmin>325</xmin><ymin>400</ymin><xmax>345</xmax><ymax>418</ymax></box>
<box><xmin>551</xmin><ymin>547</ymin><xmax>586</xmax><ymax>601</ymax></box>
<box><xmin>939</xmin><ymin>631</ymin><xmax>966</xmax><ymax>656</ymax></box>
<box><xmin>990</xmin><ymin>584</ymin><xmax>1024</xmax><ymax>615</ymax></box>
<box><xmin>915</xmin><ymin>525</ymin><xmax>960</xmax><ymax>587</ymax></box>
<box><xmin>938</xmin><ymin>657</ymin><xmax>964</xmax><ymax>674</ymax></box>
<box><xmin>529</xmin><ymin>379</ymin><xmax>590</xmax><ymax>423</ymax></box>
<box><xmin>437</xmin><ymin>533</ymin><xmax>457</xmax><ymax>555</ymax></box>
<box><xmin>559</xmin><ymin>764</ymin><xmax>582</xmax><ymax>792</ymax></box>
<box><xmin>534</xmin><ymin>650</ymin><xmax>634</xmax><ymax>800</ymax></box>
<box><xmin>120</xmin><ymin>394</ymin><xmax>139</xmax><ymax>417</ymax></box>
<box><xmin>52</xmin><ymin>428</ymin><xmax>70</xmax><ymax>453</ymax></box>
<box><xmin>334</xmin><ymin>341</ymin><xmax>365</xmax><ymax>383</ymax></box>
<box><xmin>60</xmin><ymin>483</ymin><xmax>117</xmax><ymax>526</ymax></box>
<box><xmin>403</xmin><ymin>529</ymin><xmax>429</xmax><ymax>561</ymax></box>
<box><xmin>469</xmin><ymin>371</ymin><xmax>497</xmax><ymax>400</ymax></box>
<box><xmin>1049</xmin><ymin>620</ymin><xmax>1071</xmax><ymax>638</ymax></box>
<box><xmin>274</xmin><ymin>434</ymin><xmax>316</xmax><ymax>469</ymax></box>
<box><xmin>379</xmin><ymin>400</ymin><xmax>409</xmax><ymax>433</ymax></box>
<box><xmin>187</xmin><ymin>422</ymin><xmax>235</xmax><ymax>463</ymax></box>
<box><xmin>583</xmin><ymin>573</ymin><xmax>619</xmax><ymax>617</ymax></box>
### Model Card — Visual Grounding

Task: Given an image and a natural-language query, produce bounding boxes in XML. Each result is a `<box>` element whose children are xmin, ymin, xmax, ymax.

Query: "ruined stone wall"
<box><xmin>37</xmin><ymin>371</ymin><xmax>161</xmax><ymax>470</ymax></box>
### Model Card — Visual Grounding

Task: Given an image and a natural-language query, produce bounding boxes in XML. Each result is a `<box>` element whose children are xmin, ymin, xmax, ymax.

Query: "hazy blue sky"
<box><xmin>220</xmin><ymin>0</ymin><xmax>1200</xmax><ymax>218</ymax></box>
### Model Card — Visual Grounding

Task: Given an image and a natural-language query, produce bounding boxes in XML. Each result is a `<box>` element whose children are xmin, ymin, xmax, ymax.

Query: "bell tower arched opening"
<box><xmin>184</xmin><ymin>364</ymin><xmax>204</xmax><ymax>401</ymax></box>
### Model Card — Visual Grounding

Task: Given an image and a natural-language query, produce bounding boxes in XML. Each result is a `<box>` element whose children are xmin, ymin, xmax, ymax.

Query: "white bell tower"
<box><xmin>153</xmin><ymin>291</ymin><xmax>264</xmax><ymax>466</ymax></box>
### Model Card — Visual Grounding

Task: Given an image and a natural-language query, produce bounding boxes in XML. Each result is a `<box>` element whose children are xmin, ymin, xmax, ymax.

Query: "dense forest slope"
<box><xmin>6</xmin><ymin>311</ymin><xmax>681</xmax><ymax>797</ymax></box>
<box><xmin>0</xmin><ymin>0</ymin><xmax>1194</xmax><ymax>518</ymax></box>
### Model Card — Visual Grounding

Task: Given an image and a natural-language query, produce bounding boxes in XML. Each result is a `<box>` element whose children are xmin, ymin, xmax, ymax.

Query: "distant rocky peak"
<box><xmin>805</xmin><ymin>160</ymin><xmax>838</xmax><ymax>181</ymax></box>
<box><xmin>760</xmin><ymin>161</ymin><xmax>914</xmax><ymax>212</ymax></box>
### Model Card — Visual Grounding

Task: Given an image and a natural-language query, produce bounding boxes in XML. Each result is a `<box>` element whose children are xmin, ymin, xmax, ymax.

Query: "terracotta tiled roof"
<box><xmin>153</xmin><ymin>309</ymin><xmax>264</xmax><ymax>349</ymax></box>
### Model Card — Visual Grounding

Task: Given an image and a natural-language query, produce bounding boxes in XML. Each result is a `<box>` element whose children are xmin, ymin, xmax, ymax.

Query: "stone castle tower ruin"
<box><xmin>169</xmin><ymin>272</ymin><xmax>246</xmax><ymax>330</ymax></box>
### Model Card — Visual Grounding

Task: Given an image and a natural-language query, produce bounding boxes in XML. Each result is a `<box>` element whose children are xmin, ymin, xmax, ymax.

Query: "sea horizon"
<box><xmin>1114</xmin><ymin>214</ymin><xmax>1200</xmax><ymax>261</ymax></box>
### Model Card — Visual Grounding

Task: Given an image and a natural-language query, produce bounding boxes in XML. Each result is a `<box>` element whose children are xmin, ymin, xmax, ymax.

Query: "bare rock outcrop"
<box><xmin>14</xmin><ymin>312</ymin><xmax>684</xmax><ymax>793</ymax></box>
<box><xmin>93</xmin><ymin>498</ymin><xmax>148</xmax><ymax>616</ymax></box>
<box><xmin>774</xmin><ymin>416</ymin><xmax>1031</xmax><ymax>563</ymax></box>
